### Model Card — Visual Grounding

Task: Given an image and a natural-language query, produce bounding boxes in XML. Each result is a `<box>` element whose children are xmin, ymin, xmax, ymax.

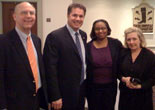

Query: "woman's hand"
<box><xmin>121</xmin><ymin>76</ymin><xmax>131</xmax><ymax>87</ymax></box>
<box><xmin>121</xmin><ymin>76</ymin><xmax>142</xmax><ymax>89</ymax></box>
<box><xmin>129</xmin><ymin>83</ymin><xmax>142</xmax><ymax>89</ymax></box>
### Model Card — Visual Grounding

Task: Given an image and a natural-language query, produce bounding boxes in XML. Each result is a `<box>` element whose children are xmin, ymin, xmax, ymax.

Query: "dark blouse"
<box><xmin>118</xmin><ymin>48</ymin><xmax>155</xmax><ymax>89</ymax></box>
<box><xmin>86</xmin><ymin>37</ymin><xmax>123</xmax><ymax>86</ymax></box>
<box><xmin>90</xmin><ymin>43</ymin><xmax>113</xmax><ymax>84</ymax></box>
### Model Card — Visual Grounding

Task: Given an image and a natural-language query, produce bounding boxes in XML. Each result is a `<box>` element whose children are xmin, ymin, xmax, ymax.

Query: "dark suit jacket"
<box><xmin>86</xmin><ymin>37</ymin><xmax>123</xmax><ymax>85</ymax></box>
<box><xmin>0</xmin><ymin>29</ymin><xmax>48</xmax><ymax>110</ymax></box>
<box><xmin>43</xmin><ymin>26</ymin><xmax>87</xmax><ymax>109</ymax></box>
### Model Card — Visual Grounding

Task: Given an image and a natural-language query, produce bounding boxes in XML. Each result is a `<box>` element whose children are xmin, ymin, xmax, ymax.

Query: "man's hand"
<box><xmin>51</xmin><ymin>98</ymin><xmax>62</xmax><ymax>110</ymax></box>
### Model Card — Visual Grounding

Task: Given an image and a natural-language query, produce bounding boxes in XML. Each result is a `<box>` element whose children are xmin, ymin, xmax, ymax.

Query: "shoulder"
<box><xmin>44</xmin><ymin>26</ymin><xmax>68</xmax><ymax>48</ymax></box>
<box><xmin>45</xmin><ymin>26</ymin><xmax>67</xmax><ymax>42</ymax></box>
<box><xmin>0</xmin><ymin>33</ymin><xmax>11</xmax><ymax>43</ymax></box>
<box><xmin>6</xmin><ymin>29</ymin><xmax>18</xmax><ymax>37</ymax></box>
<box><xmin>143</xmin><ymin>48</ymin><xmax>155</xmax><ymax>57</ymax></box>
<box><xmin>48</xmin><ymin>26</ymin><xmax>66</xmax><ymax>37</ymax></box>
<box><xmin>108</xmin><ymin>37</ymin><xmax>122</xmax><ymax>44</ymax></box>
<box><xmin>79</xmin><ymin>29</ymin><xmax>87</xmax><ymax>36</ymax></box>
<box><xmin>0</xmin><ymin>34</ymin><xmax>7</xmax><ymax>42</ymax></box>
<box><xmin>120</xmin><ymin>48</ymin><xmax>130</xmax><ymax>57</ymax></box>
<box><xmin>108</xmin><ymin>37</ymin><xmax>123</xmax><ymax>50</ymax></box>
<box><xmin>0</xmin><ymin>34</ymin><xmax>10</xmax><ymax>51</ymax></box>
<box><xmin>87</xmin><ymin>40</ymin><xmax>93</xmax><ymax>47</ymax></box>
<box><xmin>142</xmin><ymin>48</ymin><xmax>155</xmax><ymax>66</ymax></box>
<box><xmin>0</xmin><ymin>34</ymin><xmax>6</xmax><ymax>39</ymax></box>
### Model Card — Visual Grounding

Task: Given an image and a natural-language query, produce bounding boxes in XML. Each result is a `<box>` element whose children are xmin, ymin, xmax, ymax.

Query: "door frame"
<box><xmin>0</xmin><ymin>0</ymin><xmax>43</xmax><ymax>39</ymax></box>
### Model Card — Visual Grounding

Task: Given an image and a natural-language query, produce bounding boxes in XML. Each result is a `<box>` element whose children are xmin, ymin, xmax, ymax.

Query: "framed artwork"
<box><xmin>133</xmin><ymin>3</ymin><xmax>154</xmax><ymax>33</ymax></box>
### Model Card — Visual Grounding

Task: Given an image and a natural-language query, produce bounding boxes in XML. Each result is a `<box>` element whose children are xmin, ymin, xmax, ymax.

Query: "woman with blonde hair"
<box><xmin>118</xmin><ymin>27</ymin><xmax>155</xmax><ymax>110</ymax></box>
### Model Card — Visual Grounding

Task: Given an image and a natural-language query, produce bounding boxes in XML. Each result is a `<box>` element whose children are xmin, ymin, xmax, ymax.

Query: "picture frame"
<box><xmin>133</xmin><ymin>3</ymin><xmax>154</xmax><ymax>33</ymax></box>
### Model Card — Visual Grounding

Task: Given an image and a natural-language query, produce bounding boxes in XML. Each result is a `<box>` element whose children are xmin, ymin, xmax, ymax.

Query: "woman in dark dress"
<box><xmin>118</xmin><ymin>27</ymin><xmax>155</xmax><ymax>110</ymax></box>
<box><xmin>86</xmin><ymin>19</ymin><xmax>122</xmax><ymax>110</ymax></box>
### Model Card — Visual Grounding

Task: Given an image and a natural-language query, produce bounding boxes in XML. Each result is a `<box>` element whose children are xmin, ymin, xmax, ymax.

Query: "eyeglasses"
<box><xmin>95</xmin><ymin>27</ymin><xmax>107</xmax><ymax>31</ymax></box>
<box><xmin>21</xmin><ymin>11</ymin><xmax>35</xmax><ymax>16</ymax></box>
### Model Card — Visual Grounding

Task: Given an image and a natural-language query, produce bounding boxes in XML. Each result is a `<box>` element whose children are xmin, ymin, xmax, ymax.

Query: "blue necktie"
<box><xmin>75</xmin><ymin>32</ymin><xmax>84</xmax><ymax>84</ymax></box>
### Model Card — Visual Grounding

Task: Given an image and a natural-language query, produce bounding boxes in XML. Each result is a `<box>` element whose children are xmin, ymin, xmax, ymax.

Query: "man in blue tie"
<box><xmin>43</xmin><ymin>3</ymin><xmax>87</xmax><ymax>110</ymax></box>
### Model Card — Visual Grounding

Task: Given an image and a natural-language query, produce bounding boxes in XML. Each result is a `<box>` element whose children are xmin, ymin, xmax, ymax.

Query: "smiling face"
<box><xmin>94</xmin><ymin>21</ymin><xmax>108</xmax><ymax>40</ymax></box>
<box><xmin>67</xmin><ymin>7</ymin><xmax>85</xmax><ymax>31</ymax></box>
<box><xmin>13</xmin><ymin>2</ymin><xmax>36</xmax><ymax>34</ymax></box>
<box><xmin>126</xmin><ymin>32</ymin><xmax>141</xmax><ymax>51</ymax></box>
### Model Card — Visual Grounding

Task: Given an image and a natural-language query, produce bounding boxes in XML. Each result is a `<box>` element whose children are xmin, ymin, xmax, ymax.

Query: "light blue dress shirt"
<box><xmin>66</xmin><ymin>24</ymin><xmax>86</xmax><ymax>80</ymax></box>
<box><xmin>15</xmin><ymin>27</ymin><xmax>41</xmax><ymax>88</ymax></box>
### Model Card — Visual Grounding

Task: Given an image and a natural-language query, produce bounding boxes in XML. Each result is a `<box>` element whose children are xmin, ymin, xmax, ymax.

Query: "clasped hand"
<box><xmin>121</xmin><ymin>76</ymin><xmax>141</xmax><ymax>89</ymax></box>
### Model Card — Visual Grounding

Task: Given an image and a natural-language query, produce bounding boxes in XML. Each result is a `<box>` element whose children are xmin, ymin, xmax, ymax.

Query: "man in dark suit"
<box><xmin>0</xmin><ymin>2</ymin><xmax>48</xmax><ymax>110</ymax></box>
<box><xmin>43</xmin><ymin>3</ymin><xmax>87</xmax><ymax>110</ymax></box>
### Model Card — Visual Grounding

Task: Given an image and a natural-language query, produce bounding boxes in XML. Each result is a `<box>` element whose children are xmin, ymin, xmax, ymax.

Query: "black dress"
<box><xmin>118</xmin><ymin>48</ymin><xmax>155</xmax><ymax>110</ymax></box>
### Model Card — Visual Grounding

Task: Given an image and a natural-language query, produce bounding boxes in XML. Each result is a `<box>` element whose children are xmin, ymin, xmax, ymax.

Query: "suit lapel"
<box><xmin>9</xmin><ymin>29</ymin><xmax>34</xmax><ymax>78</ymax></box>
<box><xmin>64</xmin><ymin>26</ymin><xmax>80</xmax><ymax>57</ymax></box>
<box><xmin>64</xmin><ymin>26</ymin><xmax>87</xmax><ymax>57</ymax></box>
<box><xmin>79</xmin><ymin>30</ymin><xmax>87</xmax><ymax>52</ymax></box>
<box><xmin>31</xmin><ymin>35</ymin><xmax>40</xmax><ymax>60</ymax></box>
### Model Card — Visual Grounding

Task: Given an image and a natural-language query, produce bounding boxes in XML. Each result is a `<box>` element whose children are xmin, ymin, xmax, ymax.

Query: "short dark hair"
<box><xmin>67</xmin><ymin>3</ymin><xmax>86</xmax><ymax>15</ymax></box>
<box><xmin>90</xmin><ymin>19</ymin><xmax>111</xmax><ymax>40</ymax></box>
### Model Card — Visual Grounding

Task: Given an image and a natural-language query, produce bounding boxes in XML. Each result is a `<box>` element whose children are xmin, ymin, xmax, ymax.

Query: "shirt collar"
<box><xmin>66</xmin><ymin>24</ymin><xmax>80</xmax><ymax>36</ymax></box>
<box><xmin>15</xmin><ymin>27</ymin><xmax>31</xmax><ymax>41</ymax></box>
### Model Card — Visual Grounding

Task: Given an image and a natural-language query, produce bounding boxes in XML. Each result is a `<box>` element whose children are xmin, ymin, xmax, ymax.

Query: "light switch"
<box><xmin>46</xmin><ymin>18</ymin><xmax>51</xmax><ymax>22</ymax></box>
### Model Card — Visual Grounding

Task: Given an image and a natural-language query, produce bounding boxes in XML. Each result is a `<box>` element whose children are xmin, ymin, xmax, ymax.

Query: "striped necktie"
<box><xmin>75</xmin><ymin>32</ymin><xmax>84</xmax><ymax>84</ymax></box>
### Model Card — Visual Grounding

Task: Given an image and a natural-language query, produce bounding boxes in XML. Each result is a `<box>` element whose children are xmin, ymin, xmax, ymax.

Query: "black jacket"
<box><xmin>118</xmin><ymin>48</ymin><xmax>155</xmax><ymax>89</ymax></box>
<box><xmin>86</xmin><ymin>37</ymin><xmax>122</xmax><ymax>85</ymax></box>
<box><xmin>43</xmin><ymin>26</ymin><xmax>87</xmax><ymax>108</ymax></box>
<box><xmin>0</xmin><ymin>29</ymin><xmax>48</xmax><ymax>110</ymax></box>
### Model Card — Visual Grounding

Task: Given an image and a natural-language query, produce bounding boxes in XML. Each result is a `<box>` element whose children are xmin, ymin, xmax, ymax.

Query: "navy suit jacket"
<box><xmin>0</xmin><ymin>29</ymin><xmax>48</xmax><ymax>110</ymax></box>
<box><xmin>43</xmin><ymin>26</ymin><xmax>87</xmax><ymax>109</ymax></box>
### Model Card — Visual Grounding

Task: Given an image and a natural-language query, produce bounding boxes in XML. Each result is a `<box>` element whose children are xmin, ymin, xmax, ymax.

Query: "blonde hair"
<box><xmin>124</xmin><ymin>27</ymin><xmax>146</xmax><ymax>48</ymax></box>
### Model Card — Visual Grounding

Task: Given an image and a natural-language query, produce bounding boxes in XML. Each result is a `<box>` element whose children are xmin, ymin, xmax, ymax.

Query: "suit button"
<box><xmin>33</xmin><ymin>80</ymin><xmax>35</xmax><ymax>83</ymax></box>
<box><xmin>33</xmin><ymin>94</ymin><xmax>36</xmax><ymax>96</ymax></box>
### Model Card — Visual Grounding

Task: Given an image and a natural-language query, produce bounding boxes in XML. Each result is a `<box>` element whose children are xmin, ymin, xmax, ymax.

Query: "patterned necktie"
<box><xmin>27</xmin><ymin>36</ymin><xmax>38</xmax><ymax>92</ymax></box>
<box><xmin>75</xmin><ymin>32</ymin><xmax>84</xmax><ymax>84</ymax></box>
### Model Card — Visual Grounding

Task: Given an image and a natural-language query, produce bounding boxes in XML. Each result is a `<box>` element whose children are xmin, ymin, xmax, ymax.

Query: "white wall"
<box><xmin>73</xmin><ymin>0</ymin><xmax>155</xmax><ymax>46</ymax></box>
<box><xmin>0</xmin><ymin>0</ymin><xmax>42</xmax><ymax>39</ymax></box>
<box><xmin>42</xmin><ymin>0</ymin><xmax>72</xmax><ymax>45</ymax></box>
